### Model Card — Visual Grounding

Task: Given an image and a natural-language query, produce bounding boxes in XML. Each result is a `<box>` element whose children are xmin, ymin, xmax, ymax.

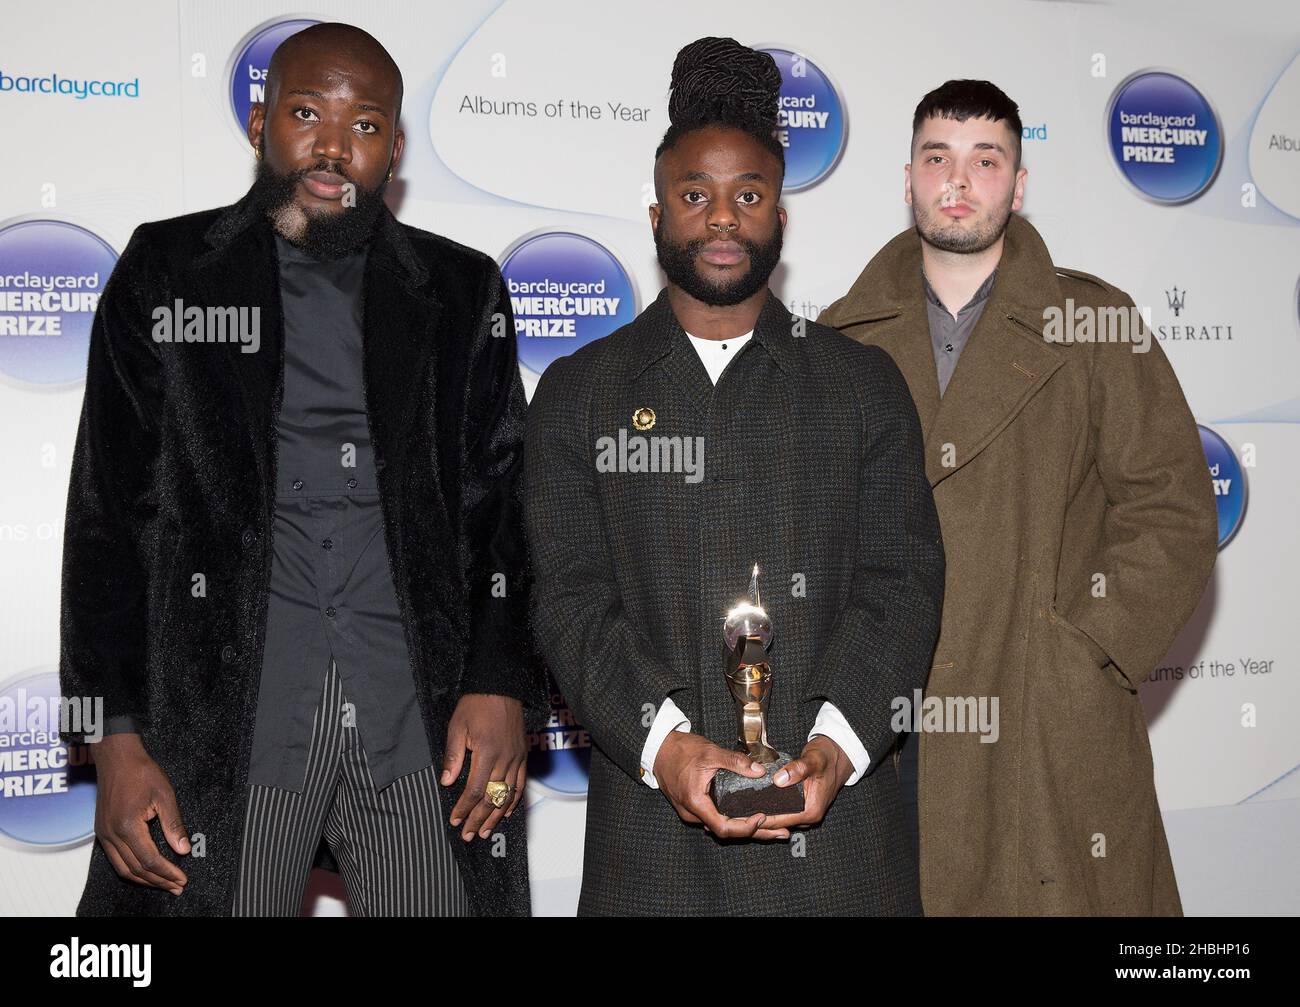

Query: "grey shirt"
<box><xmin>103</xmin><ymin>233</ymin><xmax>433</xmax><ymax>796</ymax></box>
<box><xmin>922</xmin><ymin>267</ymin><xmax>997</xmax><ymax>397</ymax></box>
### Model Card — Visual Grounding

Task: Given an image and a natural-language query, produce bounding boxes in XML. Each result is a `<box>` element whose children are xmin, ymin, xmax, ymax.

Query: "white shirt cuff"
<box><xmin>809</xmin><ymin>701</ymin><xmax>870</xmax><ymax>785</ymax></box>
<box><xmin>640</xmin><ymin>697</ymin><xmax>691</xmax><ymax>789</ymax></box>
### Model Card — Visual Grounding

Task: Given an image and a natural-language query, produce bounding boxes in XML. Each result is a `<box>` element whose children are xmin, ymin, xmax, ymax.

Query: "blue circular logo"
<box><xmin>1199</xmin><ymin>425</ymin><xmax>1246</xmax><ymax>548</ymax></box>
<box><xmin>0</xmin><ymin>219</ymin><xmax>118</xmax><ymax>387</ymax></box>
<box><xmin>500</xmin><ymin>231</ymin><xmax>637</xmax><ymax>378</ymax></box>
<box><xmin>0</xmin><ymin>670</ymin><xmax>97</xmax><ymax>850</ymax></box>
<box><xmin>229</xmin><ymin>18</ymin><xmax>320</xmax><ymax>134</ymax></box>
<box><xmin>1107</xmin><ymin>70</ymin><xmax>1222</xmax><ymax>204</ymax></box>
<box><xmin>758</xmin><ymin>47</ymin><xmax>847</xmax><ymax>192</ymax></box>
<box><xmin>526</xmin><ymin>684</ymin><xmax>591</xmax><ymax>797</ymax></box>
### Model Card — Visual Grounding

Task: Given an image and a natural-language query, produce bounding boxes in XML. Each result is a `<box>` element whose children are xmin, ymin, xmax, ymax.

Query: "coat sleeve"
<box><xmin>802</xmin><ymin>346</ymin><xmax>946</xmax><ymax>771</ymax></box>
<box><xmin>455</xmin><ymin>260</ymin><xmax>550</xmax><ymax>731</ymax></box>
<box><xmin>1058</xmin><ymin>291</ymin><xmax>1218</xmax><ymax>688</ymax></box>
<box><xmin>523</xmin><ymin>353</ymin><xmax>695</xmax><ymax>782</ymax></box>
<box><xmin>58</xmin><ymin>226</ymin><xmax>165</xmax><ymax>744</ymax></box>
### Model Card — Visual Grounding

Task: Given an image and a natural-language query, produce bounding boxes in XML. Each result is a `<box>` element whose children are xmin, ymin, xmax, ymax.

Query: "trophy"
<box><xmin>709</xmin><ymin>565</ymin><xmax>805</xmax><ymax>818</ymax></box>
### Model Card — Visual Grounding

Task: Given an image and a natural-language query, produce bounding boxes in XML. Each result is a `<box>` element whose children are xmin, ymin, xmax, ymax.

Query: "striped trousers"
<box><xmin>232</xmin><ymin>657</ymin><xmax>471</xmax><ymax>916</ymax></box>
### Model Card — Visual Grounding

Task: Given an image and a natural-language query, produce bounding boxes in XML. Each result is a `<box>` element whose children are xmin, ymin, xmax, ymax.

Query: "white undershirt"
<box><xmin>682</xmin><ymin>329</ymin><xmax>754</xmax><ymax>384</ymax></box>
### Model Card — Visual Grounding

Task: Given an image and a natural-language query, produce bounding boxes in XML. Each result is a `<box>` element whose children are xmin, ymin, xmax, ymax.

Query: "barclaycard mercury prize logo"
<box><xmin>1199</xmin><ymin>425</ymin><xmax>1246</xmax><ymax>549</ymax></box>
<box><xmin>756</xmin><ymin>47</ymin><xmax>846</xmax><ymax>192</ymax></box>
<box><xmin>500</xmin><ymin>231</ymin><xmax>637</xmax><ymax>380</ymax></box>
<box><xmin>526</xmin><ymin>682</ymin><xmax>591</xmax><ymax>797</ymax></box>
<box><xmin>1107</xmin><ymin>70</ymin><xmax>1223</xmax><ymax>204</ymax></box>
<box><xmin>0</xmin><ymin>218</ymin><xmax>118</xmax><ymax>387</ymax></box>
<box><xmin>228</xmin><ymin>17</ymin><xmax>320</xmax><ymax>134</ymax></box>
<box><xmin>0</xmin><ymin>670</ymin><xmax>98</xmax><ymax>851</ymax></box>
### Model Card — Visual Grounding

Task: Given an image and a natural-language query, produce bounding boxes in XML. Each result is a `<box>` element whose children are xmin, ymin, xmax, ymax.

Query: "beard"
<box><xmin>654</xmin><ymin>216</ymin><xmax>783</xmax><ymax>307</ymax></box>
<box><xmin>912</xmin><ymin>186</ymin><xmax>1015</xmax><ymax>255</ymax></box>
<box><xmin>250</xmin><ymin>141</ymin><xmax>389</xmax><ymax>260</ymax></box>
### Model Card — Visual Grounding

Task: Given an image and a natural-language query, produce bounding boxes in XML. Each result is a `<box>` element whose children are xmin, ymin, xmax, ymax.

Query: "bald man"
<box><xmin>59</xmin><ymin>23</ymin><xmax>546</xmax><ymax>917</ymax></box>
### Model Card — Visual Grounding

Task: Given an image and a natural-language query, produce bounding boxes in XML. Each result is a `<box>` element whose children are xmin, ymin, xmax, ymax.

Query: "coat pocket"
<box><xmin>1047</xmin><ymin>602</ymin><xmax>1130</xmax><ymax>694</ymax></box>
<box><xmin>1047</xmin><ymin>603</ymin><xmax>1108</xmax><ymax>667</ymax></box>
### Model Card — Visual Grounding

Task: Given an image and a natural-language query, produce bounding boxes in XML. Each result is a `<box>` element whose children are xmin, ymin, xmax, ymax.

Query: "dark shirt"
<box><xmin>103</xmin><ymin>233</ymin><xmax>433</xmax><ymax>795</ymax></box>
<box><xmin>921</xmin><ymin>267</ymin><xmax>997</xmax><ymax>396</ymax></box>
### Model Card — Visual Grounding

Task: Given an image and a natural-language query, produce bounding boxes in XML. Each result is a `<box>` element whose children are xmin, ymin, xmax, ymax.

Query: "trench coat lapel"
<box><xmin>825</xmin><ymin>231</ymin><xmax>940</xmax><ymax>435</ymax></box>
<box><xmin>828</xmin><ymin>214</ymin><xmax>1067</xmax><ymax>487</ymax></box>
<box><xmin>924</xmin><ymin>215</ymin><xmax>1066</xmax><ymax>487</ymax></box>
<box><xmin>194</xmin><ymin>194</ymin><xmax>441</xmax><ymax>496</ymax></box>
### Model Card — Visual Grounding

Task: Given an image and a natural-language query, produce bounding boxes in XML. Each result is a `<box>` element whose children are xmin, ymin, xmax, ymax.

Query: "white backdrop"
<box><xmin>1</xmin><ymin>0</ymin><xmax>1297</xmax><ymax>916</ymax></box>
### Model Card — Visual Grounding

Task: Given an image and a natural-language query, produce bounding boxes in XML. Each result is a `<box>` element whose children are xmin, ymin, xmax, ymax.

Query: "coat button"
<box><xmin>346</xmin><ymin>477</ymin><xmax>358</xmax><ymax>489</ymax></box>
<box><xmin>322</xmin><ymin>538</ymin><xmax>333</xmax><ymax>550</ymax></box>
<box><xmin>325</xmin><ymin>606</ymin><xmax>337</xmax><ymax>619</ymax></box>
<box><xmin>241</xmin><ymin>528</ymin><xmax>255</xmax><ymax>548</ymax></box>
<box><xmin>221</xmin><ymin>644</ymin><xmax>235</xmax><ymax>663</ymax></box>
<box><xmin>292</xmin><ymin>478</ymin><xmax>304</xmax><ymax>491</ymax></box>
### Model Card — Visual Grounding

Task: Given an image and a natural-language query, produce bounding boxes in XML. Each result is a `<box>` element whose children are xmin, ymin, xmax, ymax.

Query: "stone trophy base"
<box><xmin>710</xmin><ymin>752</ymin><xmax>806</xmax><ymax>818</ymax></box>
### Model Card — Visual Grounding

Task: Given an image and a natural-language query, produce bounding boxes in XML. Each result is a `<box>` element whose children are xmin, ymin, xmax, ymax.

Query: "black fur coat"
<box><xmin>58</xmin><ymin>189</ymin><xmax>546</xmax><ymax>916</ymax></box>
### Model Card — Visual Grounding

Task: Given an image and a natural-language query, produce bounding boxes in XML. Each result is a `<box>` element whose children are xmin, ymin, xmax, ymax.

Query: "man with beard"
<box><xmin>523</xmin><ymin>37</ymin><xmax>945</xmax><ymax>915</ymax></box>
<box><xmin>59</xmin><ymin>22</ymin><xmax>546</xmax><ymax>916</ymax></box>
<box><xmin>820</xmin><ymin>80</ymin><xmax>1217</xmax><ymax>915</ymax></box>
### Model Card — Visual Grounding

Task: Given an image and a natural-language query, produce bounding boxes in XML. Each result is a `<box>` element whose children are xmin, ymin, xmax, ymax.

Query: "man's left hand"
<box><xmin>759</xmin><ymin>735</ymin><xmax>855</xmax><ymax>832</ymax></box>
<box><xmin>441</xmin><ymin>694</ymin><xmax>527</xmax><ymax>841</ymax></box>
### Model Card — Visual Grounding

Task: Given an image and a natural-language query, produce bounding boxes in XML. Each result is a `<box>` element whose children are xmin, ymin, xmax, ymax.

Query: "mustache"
<box><xmin>683</xmin><ymin>234</ymin><xmax>761</xmax><ymax>257</ymax></box>
<box><xmin>285</xmin><ymin>160</ymin><xmax>355</xmax><ymax>184</ymax></box>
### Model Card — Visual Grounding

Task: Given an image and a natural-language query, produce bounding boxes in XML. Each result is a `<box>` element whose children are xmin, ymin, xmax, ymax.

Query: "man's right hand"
<box><xmin>652</xmin><ymin>731</ymin><xmax>791</xmax><ymax>841</ymax></box>
<box><xmin>89</xmin><ymin>734</ymin><xmax>191</xmax><ymax>896</ymax></box>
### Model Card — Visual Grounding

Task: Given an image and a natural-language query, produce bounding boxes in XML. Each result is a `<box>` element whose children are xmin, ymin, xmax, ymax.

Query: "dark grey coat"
<box><xmin>523</xmin><ymin>288</ymin><xmax>945</xmax><ymax>915</ymax></box>
<box><xmin>58</xmin><ymin>190</ymin><xmax>547</xmax><ymax>916</ymax></box>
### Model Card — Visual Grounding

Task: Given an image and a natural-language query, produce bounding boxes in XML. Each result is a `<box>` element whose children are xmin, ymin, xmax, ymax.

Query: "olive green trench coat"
<box><xmin>820</xmin><ymin>213</ymin><xmax>1217</xmax><ymax>915</ymax></box>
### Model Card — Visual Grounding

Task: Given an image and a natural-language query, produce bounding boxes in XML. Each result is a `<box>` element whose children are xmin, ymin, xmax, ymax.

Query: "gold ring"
<box><xmin>484</xmin><ymin>780</ymin><xmax>513</xmax><ymax>808</ymax></box>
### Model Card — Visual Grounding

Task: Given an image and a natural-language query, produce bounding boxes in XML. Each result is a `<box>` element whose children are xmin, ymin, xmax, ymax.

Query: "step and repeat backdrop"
<box><xmin>1</xmin><ymin>0</ymin><xmax>1297</xmax><ymax>916</ymax></box>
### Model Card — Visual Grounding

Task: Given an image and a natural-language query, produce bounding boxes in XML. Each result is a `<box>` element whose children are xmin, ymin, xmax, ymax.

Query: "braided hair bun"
<box><xmin>656</xmin><ymin>37</ymin><xmax>786</xmax><ymax>163</ymax></box>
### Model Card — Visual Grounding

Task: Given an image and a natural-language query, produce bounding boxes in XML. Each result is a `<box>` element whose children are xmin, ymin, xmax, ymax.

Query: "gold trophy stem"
<box><xmin>739</xmin><ymin>699</ymin><xmax>777</xmax><ymax>763</ymax></box>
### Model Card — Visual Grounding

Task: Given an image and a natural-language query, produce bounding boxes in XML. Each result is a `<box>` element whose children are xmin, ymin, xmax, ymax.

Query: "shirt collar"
<box><xmin>921</xmin><ymin>265</ymin><xmax>998</xmax><ymax>314</ymax></box>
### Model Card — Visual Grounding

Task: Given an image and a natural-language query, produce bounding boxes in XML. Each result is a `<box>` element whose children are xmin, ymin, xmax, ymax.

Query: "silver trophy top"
<box><xmin>723</xmin><ymin>564</ymin><xmax>772</xmax><ymax>651</ymax></box>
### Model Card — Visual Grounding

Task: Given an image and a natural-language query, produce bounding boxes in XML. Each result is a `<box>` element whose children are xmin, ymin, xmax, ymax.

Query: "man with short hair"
<box><xmin>60</xmin><ymin>22</ymin><xmax>545</xmax><ymax>916</ymax></box>
<box><xmin>821</xmin><ymin>79</ymin><xmax>1217</xmax><ymax>916</ymax></box>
